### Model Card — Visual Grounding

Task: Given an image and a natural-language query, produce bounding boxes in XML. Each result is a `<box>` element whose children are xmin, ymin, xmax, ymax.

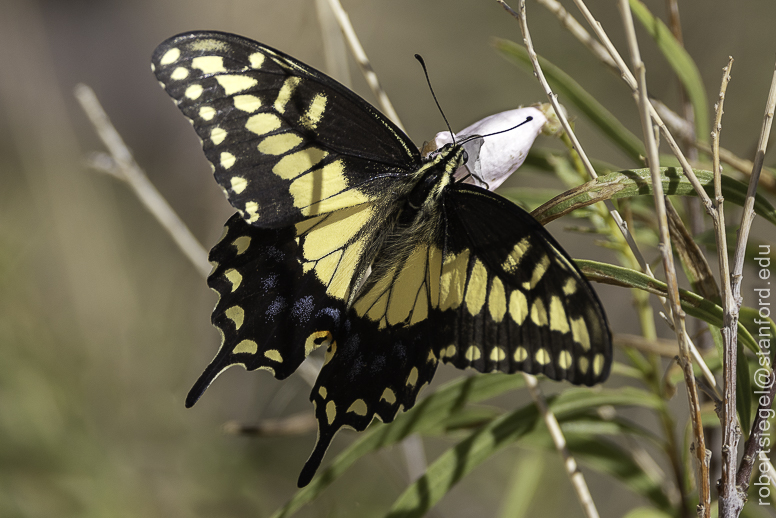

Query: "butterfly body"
<box><xmin>152</xmin><ymin>31</ymin><xmax>612</xmax><ymax>487</ymax></box>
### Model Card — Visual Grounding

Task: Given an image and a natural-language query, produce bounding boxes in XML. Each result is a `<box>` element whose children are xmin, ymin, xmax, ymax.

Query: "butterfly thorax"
<box><xmin>406</xmin><ymin>143</ymin><xmax>465</xmax><ymax>210</ymax></box>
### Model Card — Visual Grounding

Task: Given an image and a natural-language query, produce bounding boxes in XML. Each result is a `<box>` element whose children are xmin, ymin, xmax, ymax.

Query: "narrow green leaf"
<box><xmin>493</xmin><ymin>38</ymin><xmax>645</xmax><ymax>164</ymax></box>
<box><xmin>551</xmin><ymin>386</ymin><xmax>663</xmax><ymax>416</ymax></box>
<box><xmin>577</xmin><ymin>259</ymin><xmax>760</xmax><ymax>353</ymax></box>
<box><xmin>387</xmin><ymin>387</ymin><xmax>665</xmax><ymax>517</ymax></box>
<box><xmin>496</xmin><ymin>450</ymin><xmax>545</xmax><ymax>518</ymax></box>
<box><xmin>270</xmin><ymin>374</ymin><xmax>525</xmax><ymax>518</ymax></box>
<box><xmin>531</xmin><ymin>168</ymin><xmax>776</xmax><ymax>227</ymax></box>
<box><xmin>629</xmin><ymin>0</ymin><xmax>709</xmax><ymax>141</ymax></box>
<box><xmin>386</xmin><ymin>404</ymin><xmax>540</xmax><ymax>518</ymax></box>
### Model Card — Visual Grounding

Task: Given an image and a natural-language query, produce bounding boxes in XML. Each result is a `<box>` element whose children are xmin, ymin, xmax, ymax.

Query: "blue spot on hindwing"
<box><xmin>266</xmin><ymin>297</ymin><xmax>287</xmax><ymax>320</ymax></box>
<box><xmin>292</xmin><ymin>296</ymin><xmax>314</xmax><ymax>322</ymax></box>
<box><xmin>317</xmin><ymin>307</ymin><xmax>341</xmax><ymax>326</ymax></box>
<box><xmin>262</xmin><ymin>273</ymin><xmax>279</xmax><ymax>290</ymax></box>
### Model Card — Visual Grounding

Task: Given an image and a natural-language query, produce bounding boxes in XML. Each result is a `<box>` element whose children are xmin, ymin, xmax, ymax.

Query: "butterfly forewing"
<box><xmin>152</xmin><ymin>31</ymin><xmax>419</xmax><ymax>227</ymax></box>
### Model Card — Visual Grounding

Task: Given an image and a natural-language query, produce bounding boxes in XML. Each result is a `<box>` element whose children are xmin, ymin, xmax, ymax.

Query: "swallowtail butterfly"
<box><xmin>152</xmin><ymin>31</ymin><xmax>612</xmax><ymax>487</ymax></box>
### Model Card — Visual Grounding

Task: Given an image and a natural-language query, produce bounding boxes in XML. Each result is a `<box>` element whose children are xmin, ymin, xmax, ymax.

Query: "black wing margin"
<box><xmin>433</xmin><ymin>183</ymin><xmax>612</xmax><ymax>386</ymax></box>
<box><xmin>152</xmin><ymin>31</ymin><xmax>420</xmax><ymax>227</ymax></box>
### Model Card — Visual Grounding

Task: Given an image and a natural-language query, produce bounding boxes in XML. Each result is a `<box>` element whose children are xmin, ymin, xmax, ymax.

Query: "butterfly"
<box><xmin>152</xmin><ymin>31</ymin><xmax>612</xmax><ymax>487</ymax></box>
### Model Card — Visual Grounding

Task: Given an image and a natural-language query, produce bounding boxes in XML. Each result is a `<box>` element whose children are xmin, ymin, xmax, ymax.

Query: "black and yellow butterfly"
<box><xmin>152</xmin><ymin>31</ymin><xmax>612</xmax><ymax>487</ymax></box>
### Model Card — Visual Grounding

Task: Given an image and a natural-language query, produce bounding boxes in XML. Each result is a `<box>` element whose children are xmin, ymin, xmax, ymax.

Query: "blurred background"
<box><xmin>1</xmin><ymin>0</ymin><xmax>774</xmax><ymax>516</ymax></box>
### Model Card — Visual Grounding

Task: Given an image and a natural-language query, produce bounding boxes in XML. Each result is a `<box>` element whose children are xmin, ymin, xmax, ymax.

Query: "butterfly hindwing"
<box><xmin>189</xmin><ymin>204</ymin><xmax>383</xmax><ymax>407</ymax></box>
<box><xmin>432</xmin><ymin>184</ymin><xmax>611</xmax><ymax>385</ymax></box>
<box><xmin>152</xmin><ymin>31</ymin><xmax>420</xmax><ymax>228</ymax></box>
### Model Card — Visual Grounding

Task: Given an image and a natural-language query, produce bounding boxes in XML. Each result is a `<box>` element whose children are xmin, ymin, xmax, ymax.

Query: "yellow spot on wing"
<box><xmin>549</xmin><ymin>296</ymin><xmax>570</xmax><ymax>333</ymax></box>
<box><xmin>502</xmin><ymin>237</ymin><xmax>530</xmax><ymax>273</ymax></box>
<box><xmin>326</xmin><ymin>401</ymin><xmax>337</xmax><ymax>424</ymax></box>
<box><xmin>216</xmin><ymin>74</ymin><xmax>258</xmax><ymax>95</ymax></box>
<box><xmin>289</xmin><ymin>160</ymin><xmax>371</xmax><ymax>214</ymax></box>
<box><xmin>530</xmin><ymin>298</ymin><xmax>548</xmax><ymax>326</ymax></box>
<box><xmin>529</xmin><ymin>255</ymin><xmax>551</xmax><ymax>289</ymax></box>
<box><xmin>380</xmin><ymin>388</ymin><xmax>396</xmax><ymax>404</ymax></box>
<box><xmin>274</xmin><ymin>76</ymin><xmax>301</xmax><ymax>113</ymax></box>
<box><xmin>230</xmin><ymin>176</ymin><xmax>248</xmax><ymax>194</ymax></box>
<box><xmin>225</xmin><ymin>306</ymin><xmax>245</xmax><ymax>330</ymax></box>
<box><xmin>409</xmin><ymin>285</ymin><xmax>429</xmax><ymax>326</ymax></box>
<box><xmin>387</xmin><ymin>246</ymin><xmax>428</xmax><ymax>325</ymax></box>
<box><xmin>259</xmin><ymin>133</ymin><xmax>303</xmax><ymax>155</ymax></box>
<box><xmin>464</xmin><ymin>259</ymin><xmax>487</xmax><ymax>316</ymax></box>
<box><xmin>301</xmin><ymin>93</ymin><xmax>327</xmax><ymax>129</ymax></box>
<box><xmin>233</xmin><ymin>94</ymin><xmax>262</xmax><ymax>113</ymax></box>
<box><xmin>185</xmin><ymin>84</ymin><xmax>203</xmax><ymax>99</ymax></box>
<box><xmin>232</xmin><ymin>236</ymin><xmax>251</xmax><ymax>255</ymax></box>
<box><xmin>514</xmin><ymin>347</ymin><xmax>528</xmax><ymax>362</ymax></box>
<box><xmin>272</xmin><ymin>147</ymin><xmax>328</xmax><ymax>180</ymax></box>
<box><xmin>439</xmin><ymin>250</ymin><xmax>470</xmax><ymax>310</ymax></box>
<box><xmin>347</xmin><ymin>399</ymin><xmax>368</xmax><ymax>416</ymax></box>
<box><xmin>313</xmin><ymin>250</ymin><xmax>342</xmax><ymax>286</ymax></box>
<box><xmin>249</xmin><ymin>52</ymin><xmax>265</xmax><ymax>69</ymax></box>
<box><xmin>578</xmin><ymin>356</ymin><xmax>589</xmax><ymax>374</ymax></box>
<box><xmin>170</xmin><ymin>67</ymin><xmax>189</xmax><ymax>80</ymax></box>
<box><xmin>199</xmin><ymin>106</ymin><xmax>216</xmax><ymax>120</ymax></box>
<box><xmin>593</xmin><ymin>353</ymin><xmax>605</xmax><ymax>376</ymax></box>
<box><xmin>191</xmin><ymin>55</ymin><xmax>226</xmax><ymax>74</ymax></box>
<box><xmin>488</xmin><ymin>277</ymin><xmax>507</xmax><ymax>322</ymax></box>
<box><xmin>318</xmin><ymin>386</ymin><xmax>327</xmax><ymax>399</ymax></box>
<box><xmin>244</xmin><ymin>201</ymin><xmax>259</xmax><ymax>223</ymax></box>
<box><xmin>224</xmin><ymin>269</ymin><xmax>242</xmax><ymax>291</ymax></box>
<box><xmin>490</xmin><ymin>347</ymin><xmax>506</xmax><ymax>362</ymax></box>
<box><xmin>535</xmin><ymin>348</ymin><xmax>550</xmax><ymax>365</ymax></box>
<box><xmin>159</xmin><ymin>47</ymin><xmax>181</xmax><ymax>65</ymax></box>
<box><xmin>406</xmin><ymin>367</ymin><xmax>419</xmax><ymax>387</ymax></box>
<box><xmin>558</xmin><ymin>351</ymin><xmax>573</xmax><ymax>369</ymax></box>
<box><xmin>509</xmin><ymin>290</ymin><xmax>528</xmax><ymax>324</ymax></box>
<box><xmin>465</xmin><ymin>345</ymin><xmax>482</xmax><ymax>362</ymax></box>
<box><xmin>264</xmin><ymin>349</ymin><xmax>283</xmax><ymax>363</ymax></box>
<box><xmin>563</xmin><ymin>278</ymin><xmax>578</xmax><ymax>296</ymax></box>
<box><xmin>445</xmin><ymin>345</ymin><xmax>457</xmax><ymax>358</ymax></box>
<box><xmin>233</xmin><ymin>340</ymin><xmax>257</xmax><ymax>354</ymax></box>
<box><xmin>220</xmin><ymin>151</ymin><xmax>236</xmax><ymax>169</ymax></box>
<box><xmin>570</xmin><ymin>317</ymin><xmax>591</xmax><ymax>351</ymax></box>
<box><xmin>427</xmin><ymin>246</ymin><xmax>443</xmax><ymax>308</ymax></box>
<box><xmin>326</xmin><ymin>238</ymin><xmax>365</xmax><ymax>300</ymax></box>
<box><xmin>246</xmin><ymin>113</ymin><xmax>282</xmax><ymax>136</ymax></box>
<box><xmin>210</xmin><ymin>127</ymin><xmax>227</xmax><ymax>145</ymax></box>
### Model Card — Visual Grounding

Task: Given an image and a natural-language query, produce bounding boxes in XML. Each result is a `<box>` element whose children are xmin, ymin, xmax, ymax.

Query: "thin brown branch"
<box><xmin>497</xmin><ymin>0</ymin><xmax>649</xmax><ymax>275</ymax></box>
<box><xmin>619</xmin><ymin>3</ymin><xmax>710</xmax><ymax>516</ymax></box>
<box><xmin>524</xmin><ymin>374</ymin><xmax>600</xmax><ymax>518</ymax></box>
<box><xmin>533</xmin><ymin>0</ymin><xmax>616</xmax><ymax>70</ymax></box>
<box><xmin>74</xmin><ymin>83</ymin><xmax>212</xmax><ymax>279</ymax></box>
<box><xmin>736</xmin><ymin>371</ymin><xmax>776</xmax><ymax>491</ymax></box>
<box><xmin>324</xmin><ymin>0</ymin><xmax>406</xmax><ymax>132</ymax></box>
<box><xmin>712</xmin><ymin>57</ymin><xmax>745</xmax><ymax>518</ymax></box>
<box><xmin>224</xmin><ymin>412</ymin><xmax>318</xmax><ymax>436</ymax></box>
<box><xmin>569</xmin><ymin>0</ymin><xmax>715</xmax><ymax>219</ymax></box>
<box><xmin>721</xmin><ymin>57</ymin><xmax>776</xmax><ymax>517</ymax></box>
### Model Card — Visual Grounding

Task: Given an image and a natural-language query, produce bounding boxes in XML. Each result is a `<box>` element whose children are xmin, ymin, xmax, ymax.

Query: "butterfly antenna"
<box><xmin>415</xmin><ymin>54</ymin><xmax>455</xmax><ymax>143</ymax></box>
<box><xmin>458</xmin><ymin>116</ymin><xmax>535</xmax><ymax>146</ymax></box>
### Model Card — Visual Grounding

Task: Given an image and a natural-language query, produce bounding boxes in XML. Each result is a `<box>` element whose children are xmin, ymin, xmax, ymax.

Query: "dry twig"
<box><xmin>618</xmin><ymin>2</ymin><xmax>710</xmax><ymax>516</ymax></box>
